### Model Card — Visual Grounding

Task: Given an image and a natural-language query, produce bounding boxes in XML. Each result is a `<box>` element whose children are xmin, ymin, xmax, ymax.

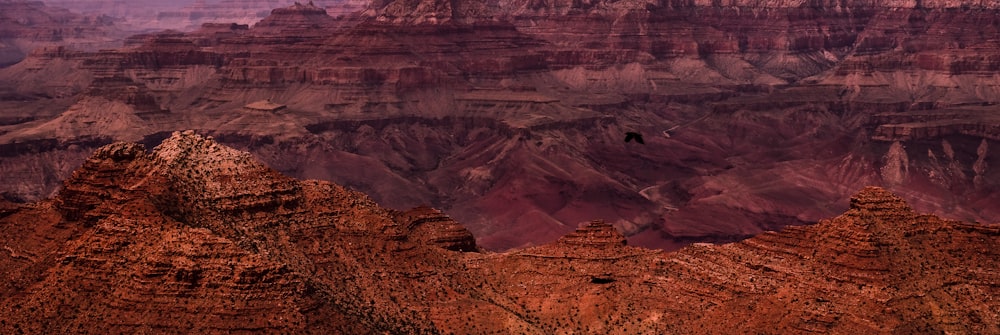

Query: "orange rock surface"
<box><xmin>1</xmin><ymin>132</ymin><xmax>996</xmax><ymax>334</ymax></box>
<box><xmin>4</xmin><ymin>1</ymin><xmax>1000</xmax><ymax>252</ymax></box>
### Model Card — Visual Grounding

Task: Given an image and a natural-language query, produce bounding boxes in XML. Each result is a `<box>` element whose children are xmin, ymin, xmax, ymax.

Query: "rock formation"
<box><xmin>0</xmin><ymin>136</ymin><xmax>997</xmax><ymax>333</ymax></box>
<box><xmin>252</xmin><ymin>1</ymin><xmax>337</xmax><ymax>32</ymax></box>
<box><xmin>0</xmin><ymin>0</ymin><xmax>118</xmax><ymax>66</ymax></box>
<box><xmin>395</xmin><ymin>206</ymin><xmax>479</xmax><ymax>251</ymax></box>
<box><xmin>1</xmin><ymin>1</ymin><xmax>999</xmax><ymax>251</ymax></box>
<box><xmin>39</xmin><ymin>0</ymin><xmax>358</xmax><ymax>32</ymax></box>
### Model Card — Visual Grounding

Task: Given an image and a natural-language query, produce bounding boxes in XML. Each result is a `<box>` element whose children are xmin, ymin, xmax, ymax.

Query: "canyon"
<box><xmin>0</xmin><ymin>0</ymin><xmax>121</xmax><ymax>66</ymax></box>
<box><xmin>0</xmin><ymin>0</ymin><xmax>999</xmax><ymax>252</ymax></box>
<box><xmin>0</xmin><ymin>133</ymin><xmax>997</xmax><ymax>333</ymax></box>
<box><xmin>40</xmin><ymin>0</ymin><xmax>366</xmax><ymax>31</ymax></box>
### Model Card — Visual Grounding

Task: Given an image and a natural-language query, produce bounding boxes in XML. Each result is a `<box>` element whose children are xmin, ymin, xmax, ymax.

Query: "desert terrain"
<box><xmin>0</xmin><ymin>1</ymin><xmax>998</xmax><ymax>253</ymax></box>
<box><xmin>0</xmin><ymin>132</ymin><xmax>996</xmax><ymax>333</ymax></box>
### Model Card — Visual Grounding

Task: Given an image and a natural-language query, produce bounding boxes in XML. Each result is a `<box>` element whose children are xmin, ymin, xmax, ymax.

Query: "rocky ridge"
<box><xmin>395</xmin><ymin>206</ymin><xmax>479</xmax><ymax>251</ymax></box>
<box><xmin>1</xmin><ymin>1</ymin><xmax>1000</xmax><ymax>252</ymax></box>
<box><xmin>252</xmin><ymin>2</ymin><xmax>338</xmax><ymax>32</ymax></box>
<box><xmin>0</xmin><ymin>136</ymin><xmax>997</xmax><ymax>333</ymax></box>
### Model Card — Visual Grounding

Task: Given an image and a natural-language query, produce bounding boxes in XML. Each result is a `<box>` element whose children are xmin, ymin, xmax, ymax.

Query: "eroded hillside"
<box><xmin>0</xmin><ymin>133</ymin><xmax>996</xmax><ymax>334</ymax></box>
<box><xmin>1</xmin><ymin>1</ymin><xmax>999</xmax><ymax>250</ymax></box>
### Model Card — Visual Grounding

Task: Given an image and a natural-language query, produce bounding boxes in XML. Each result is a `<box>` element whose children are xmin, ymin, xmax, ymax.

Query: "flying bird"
<box><xmin>624</xmin><ymin>132</ymin><xmax>644</xmax><ymax>144</ymax></box>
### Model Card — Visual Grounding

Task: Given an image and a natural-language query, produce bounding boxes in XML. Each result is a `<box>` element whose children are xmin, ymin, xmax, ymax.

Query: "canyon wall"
<box><xmin>0</xmin><ymin>136</ymin><xmax>996</xmax><ymax>333</ymax></box>
<box><xmin>0</xmin><ymin>1</ymin><xmax>998</xmax><ymax>251</ymax></box>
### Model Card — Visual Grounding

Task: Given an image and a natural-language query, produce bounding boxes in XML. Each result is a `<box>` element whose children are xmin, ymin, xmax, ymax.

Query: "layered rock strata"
<box><xmin>0</xmin><ymin>0</ymin><xmax>117</xmax><ymax>66</ymax></box>
<box><xmin>2</xmin><ymin>1</ymin><xmax>1000</xmax><ymax>252</ymax></box>
<box><xmin>395</xmin><ymin>206</ymin><xmax>478</xmax><ymax>251</ymax></box>
<box><xmin>1</xmin><ymin>137</ymin><xmax>996</xmax><ymax>334</ymax></box>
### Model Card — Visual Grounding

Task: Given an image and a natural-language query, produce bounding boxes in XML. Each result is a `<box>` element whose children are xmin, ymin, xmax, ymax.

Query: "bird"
<box><xmin>624</xmin><ymin>132</ymin><xmax>644</xmax><ymax>144</ymax></box>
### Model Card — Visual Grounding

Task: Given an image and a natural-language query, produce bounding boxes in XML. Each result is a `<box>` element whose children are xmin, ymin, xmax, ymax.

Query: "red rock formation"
<box><xmin>252</xmin><ymin>1</ymin><xmax>337</xmax><ymax>33</ymax></box>
<box><xmin>662</xmin><ymin>186</ymin><xmax>1000</xmax><ymax>333</ymax></box>
<box><xmin>2</xmin><ymin>1</ymin><xmax>1000</xmax><ymax>253</ymax></box>
<box><xmin>0</xmin><ymin>136</ymin><xmax>998</xmax><ymax>333</ymax></box>
<box><xmin>557</xmin><ymin>219</ymin><xmax>626</xmax><ymax>247</ymax></box>
<box><xmin>56</xmin><ymin>141</ymin><xmax>147</xmax><ymax>223</ymax></box>
<box><xmin>395</xmin><ymin>206</ymin><xmax>478</xmax><ymax>251</ymax></box>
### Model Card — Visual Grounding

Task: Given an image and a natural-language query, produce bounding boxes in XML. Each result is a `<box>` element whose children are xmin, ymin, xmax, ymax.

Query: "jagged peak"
<box><xmin>396</xmin><ymin>206</ymin><xmax>478</xmax><ymax>252</ymax></box>
<box><xmin>58</xmin><ymin>141</ymin><xmax>151</xmax><ymax>223</ymax></box>
<box><xmin>142</xmin><ymin>131</ymin><xmax>301</xmax><ymax>237</ymax></box>
<box><xmin>809</xmin><ymin>186</ymin><xmax>922</xmax><ymax>254</ymax></box>
<box><xmin>151</xmin><ymin>130</ymin><xmax>260</xmax><ymax>175</ymax></box>
<box><xmin>519</xmin><ymin>219</ymin><xmax>650</xmax><ymax>259</ymax></box>
<box><xmin>143</xmin><ymin>130</ymin><xmax>299</xmax><ymax>208</ymax></box>
<box><xmin>558</xmin><ymin>219</ymin><xmax>627</xmax><ymax>247</ymax></box>
<box><xmin>847</xmin><ymin>186</ymin><xmax>915</xmax><ymax>223</ymax></box>
<box><xmin>89</xmin><ymin>142</ymin><xmax>147</xmax><ymax>162</ymax></box>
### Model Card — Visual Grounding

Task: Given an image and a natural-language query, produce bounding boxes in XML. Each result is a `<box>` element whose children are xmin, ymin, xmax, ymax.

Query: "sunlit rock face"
<box><xmin>1</xmin><ymin>136</ymin><xmax>997</xmax><ymax>333</ymax></box>
<box><xmin>1</xmin><ymin>0</ymin><xmax>999</xmax><ymax>251</ymax></box>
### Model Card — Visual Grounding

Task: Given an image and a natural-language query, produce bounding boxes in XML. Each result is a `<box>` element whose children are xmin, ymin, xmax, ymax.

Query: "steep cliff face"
<box><xmin>2</xmin><ymin>138</ymin><xmax>996</xmax><ymax>333</ymax></box>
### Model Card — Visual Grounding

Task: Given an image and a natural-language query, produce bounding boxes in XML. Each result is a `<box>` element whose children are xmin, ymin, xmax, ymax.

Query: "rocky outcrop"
<box><xmin>395</xmin><ymin>206</ymin><xmax>478</xmax><ymax>251</ymax></box>
<box><xmin>56</xmin><ymin>141</ymin><xmax>147</xmax><ymax>223</ymax></box>
<box><xmin>650</xmin><ymin>186</ymin><xmax>1000</xmax><ymax>333</ymax></box>
<box><xmin>3</xmin><ymin>0</ymin><xmax>1000</xmax><ymax>254</ymax></box>
<box><xmin>1</xmin><ymin>132</ymin><xmax>460</xmax><ymax>333</ymax></box>
<box><xmin>370</xmin><ymin>0</ymin><xmax>500</xmax><ymax>24</ymax></box>
<box><xmin>83</xmin><ymin>76</ymin><xmax>164</xmax><ymax>113</ymax></box>
<box><xmin>514</xmin><ymin>219</ymin><xmax>653</xmax><ymax>261</ymax></box>
<box><xmin>253</xmin><ymin>2</ymin><xmax>337</xmax><ymax>32</ymax></box>
<box><xmin>557</xmin><ymin>219</ymin><xmax>627</xmax><ymax>248</ymax></box>
<box><xmin>880</xmin><ymin>141</ymin><xmax>909</xmax><ymax>185</ymax></box>
<box><xmin>875</xmin><ymin>121</ymin><xmax>1000</xmax><ymax>142</ymax></box>
<box><xmin>2</xmin><ymin>137</ymin><xmax>999</xmax><ymax>333</ymax></box>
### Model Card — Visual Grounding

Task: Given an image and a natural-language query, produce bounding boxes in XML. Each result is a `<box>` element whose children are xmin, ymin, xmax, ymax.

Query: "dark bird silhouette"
<box><xmin>624</xmin><ymin>132</ymin><xmax>644</xmax><ymax>144</ymax></box>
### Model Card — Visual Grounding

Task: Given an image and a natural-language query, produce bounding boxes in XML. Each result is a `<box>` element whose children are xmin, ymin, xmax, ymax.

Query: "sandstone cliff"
<box><xmin>0</xmin><ymin>136</ymin><xmax>997</xmax><ymax>333</ymax></box>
